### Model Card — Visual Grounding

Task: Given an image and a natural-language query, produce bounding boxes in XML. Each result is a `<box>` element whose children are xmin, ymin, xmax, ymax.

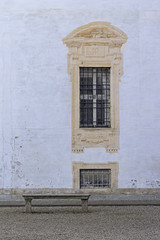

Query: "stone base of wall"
<box><xmin>0</xmin><ymin>188</ymin><xmax>160</xmax><ymax>196</ymax></box>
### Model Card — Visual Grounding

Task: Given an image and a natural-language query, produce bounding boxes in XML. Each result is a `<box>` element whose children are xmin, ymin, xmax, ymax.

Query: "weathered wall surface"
<box><xmin>0</xmin><ymin>0</ymin><xmax>160</xmax><ymax>191</ymax></box>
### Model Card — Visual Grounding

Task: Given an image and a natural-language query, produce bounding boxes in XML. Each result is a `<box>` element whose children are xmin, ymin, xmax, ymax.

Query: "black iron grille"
<box><xmin>80</xmin><ymin>169</ymin><xmax>111</xmax><ymax>188</ymax></box>
<box><xmin>80</xmin><ymin>67</ymin><xmax>110</xmax><ymax>128</ymax></box>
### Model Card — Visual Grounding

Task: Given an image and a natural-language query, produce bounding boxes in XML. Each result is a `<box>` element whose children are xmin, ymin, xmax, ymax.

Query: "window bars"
<box><xmin>80</xmin><ymin>169</ymin><xmax>111</xmax><ymax>188</ymax></box>
<box><xmin>80</xmin><ymin>67</ymin><xmax>111</xmax><ymax>128</ymax></box>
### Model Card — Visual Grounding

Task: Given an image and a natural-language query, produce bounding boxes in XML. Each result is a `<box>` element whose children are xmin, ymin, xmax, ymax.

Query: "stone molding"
<box><xmin>72</xmin><ymin>161</ymin><xmax>119</xmax><ymax>192</ymax></box>
<box><xmin>63</xmin><ymin>22</ymin><xmax>127</xmax><ymax>153</ymax></box>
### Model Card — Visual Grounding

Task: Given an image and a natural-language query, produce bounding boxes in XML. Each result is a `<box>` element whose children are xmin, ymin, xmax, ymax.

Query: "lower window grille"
<box><xmin>80</xmin><ymin>169</ymin><xmax>111</xmax><ymax>188</ymax></box>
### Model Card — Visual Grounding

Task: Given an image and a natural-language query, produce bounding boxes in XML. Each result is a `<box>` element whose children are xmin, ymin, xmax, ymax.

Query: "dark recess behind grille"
<box><xmin>80</xmin><ymin>169</ymin><xmax>111</xmax><ymax>188</ymax></box>
<box><xmin>80</xmin><ymin>67</ymin><xmax>111</xmax><ymax>128</ymax></box>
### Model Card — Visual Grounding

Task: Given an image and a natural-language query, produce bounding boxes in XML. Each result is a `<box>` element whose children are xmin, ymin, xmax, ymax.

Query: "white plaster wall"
<box><xmin>0</xmin><ymin>0</ymin><xmax>160</xmax><ymax>189</ymax></box>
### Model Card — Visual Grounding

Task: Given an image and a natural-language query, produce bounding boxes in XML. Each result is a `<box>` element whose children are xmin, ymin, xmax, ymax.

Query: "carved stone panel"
<box><xmin>85</xmin><ymin>46</ymin><xmax>105</xmax><ymax>57</ymax></box>
<box><xmin>63</xmin><ymin>22</ymin><xmax>127</xmax><ymax>153</ymax></box>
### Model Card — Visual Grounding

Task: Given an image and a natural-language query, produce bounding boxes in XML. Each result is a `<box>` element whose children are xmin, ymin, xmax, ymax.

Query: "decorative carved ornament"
<box><xmin>62</xmin><ymin>22</ymin><xmax>127</xmax><ymax>153</ymax></box>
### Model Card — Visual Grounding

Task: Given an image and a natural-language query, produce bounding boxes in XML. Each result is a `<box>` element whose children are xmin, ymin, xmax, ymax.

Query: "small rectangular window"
<box><xmin>80</xmin><ymin>169</ymin><xmax>111</xmax><ymax>188</ymax></box>
<box><xmin>80</xmin><ymin>67</ymin><xmax>110</xmax><ymax>128</ymax></box>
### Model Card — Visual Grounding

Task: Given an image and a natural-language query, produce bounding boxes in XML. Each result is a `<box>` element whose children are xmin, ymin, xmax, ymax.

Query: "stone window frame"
<box><xmin>63</xmin><ymin>22</ymin><xmax>127</xmax><ymax>153</ymax></box>
<box><xmin>72</xmin><ymin>162</ymin><xmax>119</xmax><ymax>192</ymax></box>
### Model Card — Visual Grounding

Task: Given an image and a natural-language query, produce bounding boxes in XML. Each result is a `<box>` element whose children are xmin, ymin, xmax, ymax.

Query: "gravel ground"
<box><xmin>0</xmin><ymin>206</ymin><xmax>159</xmax><ymax>240</ymax></box>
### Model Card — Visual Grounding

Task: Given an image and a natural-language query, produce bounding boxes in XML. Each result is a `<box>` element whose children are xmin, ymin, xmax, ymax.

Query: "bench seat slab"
<box><xmin>23</xmin><ymin>194</ymin><xmax>90</xmax><ymax>213</ymax></box>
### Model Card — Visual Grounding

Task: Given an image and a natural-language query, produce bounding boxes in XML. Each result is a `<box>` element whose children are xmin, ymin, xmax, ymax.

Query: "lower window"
<box><xmin>80</xmin><ymin>169</ymin><xmax>111</xmax><ymax>188</ymax></box>
<box><xmin>72</xmin><ymin>162</ymin><xmax>119</xmax><ymax>191</ymax></box>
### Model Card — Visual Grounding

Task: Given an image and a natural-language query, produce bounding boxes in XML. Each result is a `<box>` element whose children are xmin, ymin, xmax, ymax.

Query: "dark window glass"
<box><xmin>80</xmin><ymin>67</ymin><xmax>110</xmax><ymax>128</ymax></box>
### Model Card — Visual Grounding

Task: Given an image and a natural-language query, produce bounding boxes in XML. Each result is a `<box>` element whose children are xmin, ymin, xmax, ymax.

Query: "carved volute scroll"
<box><xmin>62</xmin><ymin>22</ymin><xmax>127</xmax><ymax>153</ymax></box>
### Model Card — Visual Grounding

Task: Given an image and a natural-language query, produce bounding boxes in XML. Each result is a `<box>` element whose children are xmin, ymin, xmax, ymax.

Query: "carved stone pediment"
<box><xmin>75</xmin><ymin>28</ymin><xmax>117</xmax><ymax>39</ymax></box>
<box><xmin>63</xmin><ymin>22</ymin><xmax>127</xmax><ymax>47</ymax></box>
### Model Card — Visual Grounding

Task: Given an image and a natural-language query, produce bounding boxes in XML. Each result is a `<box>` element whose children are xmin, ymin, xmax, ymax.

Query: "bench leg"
<box><xmin>25</xmin><ymin>199</ymin><xmax>32</xmax><ymax>213</ymax></box>
<box><xmin>81</xmin><ymin>199</ymin><xmax>88</xmax><ymax>213</ymax></box>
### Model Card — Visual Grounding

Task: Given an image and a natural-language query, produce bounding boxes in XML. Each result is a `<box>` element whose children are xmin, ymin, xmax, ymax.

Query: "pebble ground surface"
<box><xmin>0</xmin><ymin>206</ymin><xmax>159</xmax><ymax>240</ymax></box>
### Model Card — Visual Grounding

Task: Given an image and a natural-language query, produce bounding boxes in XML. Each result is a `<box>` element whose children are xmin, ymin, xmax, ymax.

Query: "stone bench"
<box><xmin>22</xmin><ymin>194</ymin><xmax>90</xmax><ymax>213</ymax></box>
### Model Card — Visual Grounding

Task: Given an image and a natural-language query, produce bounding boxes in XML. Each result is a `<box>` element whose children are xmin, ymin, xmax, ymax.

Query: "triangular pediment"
<box><xmin>63</xmin><ymin>22</ymin><xmax>127</xmax><ymax>46</ymax></box>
